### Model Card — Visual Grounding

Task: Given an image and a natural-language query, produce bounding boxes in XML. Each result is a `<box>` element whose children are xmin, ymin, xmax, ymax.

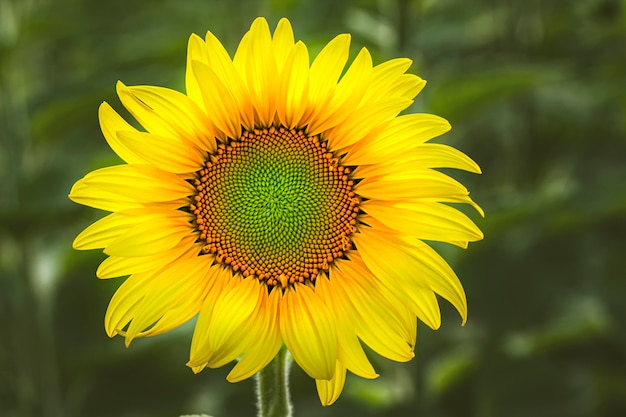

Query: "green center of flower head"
<box><xmin>191</xmin><ymin>126</ymin><xmax>360</xmax><ymax>288</ymax></box>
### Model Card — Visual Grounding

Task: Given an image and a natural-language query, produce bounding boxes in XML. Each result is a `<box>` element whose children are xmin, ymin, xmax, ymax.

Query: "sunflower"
<box><xmin>69</xmin><ymin>17</ymin><xmax>483</xmax><ymax>406</ymax></box>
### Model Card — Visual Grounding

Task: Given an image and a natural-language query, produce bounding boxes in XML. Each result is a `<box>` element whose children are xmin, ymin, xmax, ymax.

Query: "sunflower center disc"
<box><xmin>191</xmin><ymin>126</ymin><xmax>359</xmax><ymax>288</ymax></box>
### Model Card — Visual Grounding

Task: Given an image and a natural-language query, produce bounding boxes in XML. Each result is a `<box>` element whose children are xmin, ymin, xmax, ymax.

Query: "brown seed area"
<box><xmin>190</xmin><ymin>126</ymin><xmax>359</xmax><ymax>288</ymax></box>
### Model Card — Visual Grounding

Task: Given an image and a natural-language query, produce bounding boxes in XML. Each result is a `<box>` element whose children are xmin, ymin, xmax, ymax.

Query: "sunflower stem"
<box><xmin>256</xmin><ymin>346</ymin><xmax>293</xmax><ymax>417</ymax></box>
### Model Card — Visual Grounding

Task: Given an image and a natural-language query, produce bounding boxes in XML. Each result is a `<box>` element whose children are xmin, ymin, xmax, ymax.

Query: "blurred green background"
<box><xmin>1</xmin><ymin>0</ymin><xmax>625</xmax><ymax>416</ymax></box>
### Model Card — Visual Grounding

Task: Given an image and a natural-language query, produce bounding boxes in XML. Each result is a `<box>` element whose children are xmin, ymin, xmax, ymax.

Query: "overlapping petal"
<box><xmin>329</xmin><ymin>258</ymin><xmax>416</xmax><ymax>361</ymax></box>
<box><xmin>362</xmin><ymin>199</ymin><xmax>483</xmax><ymax>246</ymax></box>
<box><xmin>188</xmin><ymin>270</ymin><xmax>264</xmax><ymax>370</ymax></box>
<box><xmin>98</xmin><ymin>102</ymin><xmax>145</xmax><ymax>165</ymax></box>
<box><xmin>280</xmin><ymin>284</ymin><xmax>337</xmax><ymax>380</ymax></box>
<box><xmin>227</xmin><ymin>287</ymin><xmax>282</xmax><ymax>382</ymax></box>
<box><xmin>344</xmin><ymin>113</ymin><xmax>452</xmax><ymax>166</ymax></box>
<box><xmin>315</xmin><ymin>361</ymin><xmax>347</xmax><ymax>407</ymax></box>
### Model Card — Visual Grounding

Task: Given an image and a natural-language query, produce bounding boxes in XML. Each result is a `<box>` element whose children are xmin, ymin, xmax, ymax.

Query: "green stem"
<box><xmin>256</xmin><ymin>346</ymin><xmax>293</xmax><ymax>417</ymax></box>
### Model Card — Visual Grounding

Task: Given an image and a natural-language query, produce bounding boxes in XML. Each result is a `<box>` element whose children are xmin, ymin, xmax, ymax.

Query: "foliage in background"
<box><xmin>1</xmin><ymin>0</ymin><xmax>625</xmax><ymax>416</ymax></box>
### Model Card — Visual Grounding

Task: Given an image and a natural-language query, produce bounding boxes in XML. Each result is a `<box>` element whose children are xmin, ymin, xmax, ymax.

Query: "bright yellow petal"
<box><xmin>123</xmin><ymin>256</ymin><xmax>214</xmax><ymax>343</ymax></box>
<box><xmin>302</xmin><ymin>34</ymin><xmax>350</xmax><ymax>126</ymax></box>
<box><xmin>191</xmin><ymin>60</ymin><xmax>242</xmax><ymax>139</ymax></box>
<box><xmin>98</xmin><ymin>102</ymin><xmax>145</xmax><ymax>164</ymax></box>
<box><xmin>96</xmin><ymin>234</ymin><xmax>200</xmax><ymax>278</ymax></box>
<box><xmin>360</xmin><ymin>58</ymin><xmax>413</xmax><ymax>104</ymax></box>
<box><xmin>421</xmin><ymin>194</ymin><xmax>485</xmax><ymax>217</ymax></box>
<box><xmin>315</xmin><ymin>273</ymin><xmax>377</xmax><ymax>379</ymax></box>
<box><xmin>104</xmin><ymin>271</ymin><xmax>152</xmax><ymax>337</ymax></box>
<box><xmin>69</xmin><ymin>165</ymin><xmax>194</xmax><ymax>210</ymax></box>
<box><xmin>116</xmin><ymin>130</ymin><xmax>205</xmax><ymax>175</ymax></box>
<box><xmin>315</xmin><ymin>361</ymin><xmax>347</xmax><ymax>406</ymax></box>
<box><xmin>118</xmin><ymin>83</ymin><xmax>217</xmax><ymax>152</ymax></box>
<box><xmin>239</xmin><ymin>18</ymin><xmax>279</xmax><ymax>126</ymax></box>
<box><xmin>227</xmin><ymin>287</ymin><xmax>282</xmax><ymax>382</ymax></box>
<box><xmin>279</xmin><ymin>284</ymin><xmax>337</xmax><ymax>380</ymax></box>
<box><xmin>276</xmin><ymin>41</ymin><xmax>309</xmax><ymax>129</ymax></box>
<box><xmin>366</xmin><ymin>143</ymin><xmax>482</xmax><ymax>176</ymax></box>
<box><xmin>329</xmin><ymin>259</ymin><xmax>415</xmax><ymax>361</ymax></box>
<box><xmin>390</xmin><ymin>74</ymin><xmax>426</xmax><ymax>99</ymax></box>
<box><xmin>206</xmin><ymin>277</ymin><xmax>265</xmax><ymax>368</ymax></box>
<box><xmin>307</xmin><ymin>47</ymin><xmax>373</xmax><ymax>136</ymax></box>
<box><xmin>348</xmin><ymin>236</ymin><xmax>441</xmax><ymax>330</ymax></box>
<box><xmin>354</xmin><ymin>227</ymin><xmax>466</xmax><ymax>326</ymax></box>
<box><xmin>185</xmin><ymin>33</ymin><xmax>209</xmax><ymax>107</ymax></box>
<box><xmin>204</xmin><ymin>31</ymin><xmax>255</xmax><ymax>131</ymax></box>
<box><xmin>73</xmin><ymin>212</ymin><xmax>135</xmax><ymax>250</ymax></box>
<box><xmin>355</xmin><ymin>168</ymin><xmax>470</xmax><ymax>201</ymax></box>
<box><xmin>326</xmin><ymin>97</ymin><xmax>413</xmax><ymax>152</ymax></box>
<box><xmin>103</xmin><ymin>216</ymin><xmax>192</xmax><ymax>257</ymax></box>
<box><xmin>362</xmin><ymin>199</ymin><xmax>483</xmax><ymax>245</ymax></box>
<box><xmin>188</xmin><ymin>271</ymin><xmax>262</xmax><ymax>369</ymax></box>
<box><xmin>68</xmin><ymin>181</ymin><xmax>138</xmax><ymax>212</ymax></box>
<box><xmin>344</xmin><ymin>113</ymin><xmax>451</xmax><ymax>166</ymax></box>
<box><xmin>272</xmin><ymin>18</ymin><xmax>296</xmax><ymax>72</ymax></box>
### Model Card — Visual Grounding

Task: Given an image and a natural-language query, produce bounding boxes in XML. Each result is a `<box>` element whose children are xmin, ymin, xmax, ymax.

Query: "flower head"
<box><xmin>69</xmin><ymin>17</ymin><xmax>483</xmax><ymax>405</ymax></box>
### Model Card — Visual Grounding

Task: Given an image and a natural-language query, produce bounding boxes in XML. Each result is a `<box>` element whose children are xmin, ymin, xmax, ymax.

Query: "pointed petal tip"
<box><xmin>67</xmin><ymin>180</ymin><xmax>89</xmax><ymax>207</ymax></box>
<box><xmin>187</xmin><ymin>361</ymin><xmax>207</xmax><ymax>374</ymax></box>
<box><xmin>225</xmin><ymin>372</ymin><xmax>240</xmax><ymax>383</ymax></box>
<box><xmin>188</xmin><ymin>32</ymin><xmax>204</xmax><ymax>43</ymax></box>
<box><xmin>71</xmin><ymin>235</ymin><xmax>83</xmax><ymax>250</ymax></box>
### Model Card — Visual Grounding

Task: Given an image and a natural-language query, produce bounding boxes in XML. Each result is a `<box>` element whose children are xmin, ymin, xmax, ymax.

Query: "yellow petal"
<box><xmin>104</xmin><ymin>271</ymin><xmax>153</xmax><ymax>337</ymax></box>
<box><xmin>315</xmin><ymin>361</ymin><xmax>347</xmax><ymax>406</ymax></box>
<box><xmin>116</xmin><ymin>130</ymin><xmax>205</xmax><ymax>175</ymax></box>
<box><xmin>186</xmin><ymin>265</ymin><xmax>226</xmax><ymax>370</ymax></box>
<box><xmin>240</xmin><ymin>18</ymin><xmax>279</xmax><ymax>126</ymax></box>
<box><xmin>354</xmin><ymin>227</ymin><xmax>466</xmax><ymax>326</ymax></box>
<box><xmin>227</xmin><ymin>287</ymin><xmax>282</xmax><ymax>382</ymax></box>
<box><xmin>307</xmin><ymin>47</ymin><xmax>373</xmax><ymax>136</ymax></box>
<box><xmin>272</xmin><ymin>18</ymin><xmax>296</xmax><ymax>72</ymax></box>
<box><xmin>361</xmin><ymin>199</ymin><xmax>483</xmax><ymax>245</ymax></box>
<box><xmin>69</xmin><ymin>165</ymin><xmax>195</xmax><ymax>209</ymax></box>
<box><xmin>204</xmin><ymin>31</ymin><xmax>255</xmax><ymax>131</ymax></box>
<box><xmin>302</xmin><ymin>34</ymin><xmax>351</xmax><ymax>125</ymax></box>
<box><xmin>391</xmin><ymin>74</ymin><xmax>427</xmax><ymax>99</ymax></box>
<box><xmin>121</xmin><ymin>83</ymin><xmax>216</xmax><ymax>152</ymax></box>
<box><xmin>185</xmin><ymin>34</ymin><xmax>209</xmax><ymax>107</ymax></box>
<box><xmin>276</xmin><ymin>41</ymin><xmax>309</xmax><ymax>129</ymax></box>
<box><xmin>75</xmin><ymin>206</ymin><xmax>192</xmax><ymax>249</ymax></box>
<box><xmin>103</xmin><ymin>215</ymin><xmax>192</xmax><ymax>257</ymax></box>
<box><xmin>73</xmin><ymin>212</ymin><xmax>135</xmax><ymax>250</ymax></box>
<box><xmin>355</xmin><ymin>168</ymin><xmax>470</xmax><ymax>201</ymax></box>
<box><xmin>206</xmin><ymin>277</ymin><xmax>265</xmax><ymax>368</ymax></box>
<box><xmin>191</xmin><ymin>61</ymin><xmax>242</xmax><ymax>139</ymax></box>
<box><xmin>360</xmin><ymin>58</ymin><xmax>413</xmax><ymax>104</ymax></box>
<box><xmin>68</xmin><ymin>181</ymin><xmax>139</xmax><ymax>212</ymax></box>
<box><xmin>98</xmin><ymin>102</ymin><xmax>145</xmax><ymax>164</ymax></box>
<box><xmin>421</xmin><ymin>194</ymin><xmax>485</xmax><ymax>217</ymax></box>
<box><xmin>327</xmin><ymin>97</ymin><xmax>413</xmax><ymax>152</ymax></box>
<box><xmin>315</xmin><ymin>273</ymin><xmax>378</xmax><ymax>379</ymax></box>
<box><xmin>362</xmin><ymin>143</ymin><xmax>482</xmax><ymax>175</ymax></box>
<box><xmin>329</xmin><ymin>259</ymin><xmax>416</xmax><ymax>361</ymax></box>
<box><xmin>123</xmin><ymin>256</ymin><xmax>214</xmax><ymax>343</ymax></box>
<box><xmin>279</xmin><ymin>284</ymin><xmax>337</xmax><ymax>380</ymax></box>
<box><xmin>188</xmin><ymin>272</ymin><xmax>262</xmax><ymax>369</ymax></box>
<box><xmin>344</xmin><ymin>113</ymin><xmax>451</xmax><ymax>166</ymax></box>
<box><xmin>97</xmin><ymin>234</ymin><xmax>200</xmax><ymax>278</ymax></box>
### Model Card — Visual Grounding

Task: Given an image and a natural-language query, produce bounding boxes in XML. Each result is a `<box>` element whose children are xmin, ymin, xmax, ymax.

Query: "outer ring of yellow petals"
<box><xmin>69</xmin><ymin>17</ymin><xmax>483</xmax><ymax>407</ymax></box>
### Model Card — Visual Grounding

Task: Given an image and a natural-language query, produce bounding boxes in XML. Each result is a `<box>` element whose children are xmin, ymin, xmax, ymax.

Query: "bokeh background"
<box><xmin>1</xmin><ymin>0</ymin><xmax>625</xmax><ymax>416</ymax></box>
